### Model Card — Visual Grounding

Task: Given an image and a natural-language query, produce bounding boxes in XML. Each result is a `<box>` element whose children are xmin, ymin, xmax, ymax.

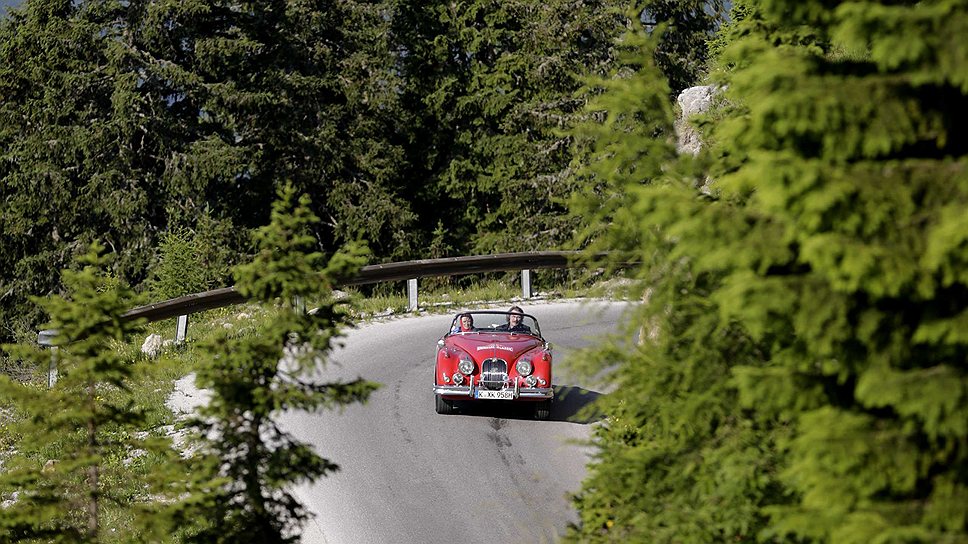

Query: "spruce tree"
<box><xmin>566</xmin><ymin>27</ymin><xmax>783</xmax><ymax>542</ymax></box>
<box><xmin>570</xmin><ymin>0</ymin><xmax>968</xmax><ymax>542</ymax></box>
<box><xmin>178</xmin><ymin>184</ymin><xmax>378</xmax><ymax>543</ymax></box>
<box><xmin>0</xmin><ymin>0</ymin><xmax>420</xmax><ymax>346</ymax></box>
<box><xmin>642</xmin><ymin>0</ymin><xmax>728</xmax><ymax>96</ymax></box>
<box><xmin>0</xmin><ymin>243</ymin><xmax>172</xmax><ymax>542</ymax></box>
<box><xmin>124</xmin><ymin>0</ymin><xmax>418</xmax><ymax>259</ymax></box>
<box><xmin>711</xmin><ymin>1</ymin><xmax>968</xmax><ymax>540</ymax></box>
<box><xmin>396</xmin><ymin>0</ymin><xmax>633</xmax><ymax>254</ymax></box>
<box><xmin>0</xmin><ymin>0</ymin><xmax>157</xmax><ymax>343</ymax></box>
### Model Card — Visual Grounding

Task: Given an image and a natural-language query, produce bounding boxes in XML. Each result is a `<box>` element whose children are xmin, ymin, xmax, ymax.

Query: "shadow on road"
<box><xmin>449</xmin><ymin>385</ymin><xmax>605</xmax><ymax>423</ymax></box>
<box><xmin>551</xmin><ymin>385</ymin><xmax>604</xmax><ymax>423</ymax></box>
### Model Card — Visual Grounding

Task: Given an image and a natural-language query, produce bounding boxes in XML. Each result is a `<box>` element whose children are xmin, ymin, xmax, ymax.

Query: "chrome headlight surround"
<box><xmin>515</xmin><ymin>358</ymin><xmax>533</xmax><ymax>376</ymax></box>
<box><xmin>457</xmin><ymin>358</ymin><xmax>474</xmax><ymax>376</ymax></box>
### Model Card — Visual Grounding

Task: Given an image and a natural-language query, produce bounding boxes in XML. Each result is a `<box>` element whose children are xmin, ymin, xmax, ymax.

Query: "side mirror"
<box><xmin>437</xmin><ymin>339</ymin><xmax>445</xmax><ymax>348</ymax></box>
<box><xmin>544</xmin><ymin>342</ymin><xmax>553</xmax><ymax>352</ymax></box>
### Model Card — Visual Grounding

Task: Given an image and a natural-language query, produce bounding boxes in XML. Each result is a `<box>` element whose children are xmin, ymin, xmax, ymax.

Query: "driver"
<box><xmin>501</xmin><ymin>305</ymin><xmax>532</xmax><ymax>333</ymax></box>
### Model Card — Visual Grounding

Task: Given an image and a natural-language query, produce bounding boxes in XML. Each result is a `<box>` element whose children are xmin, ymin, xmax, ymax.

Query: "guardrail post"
<box><xmin>175</xmin><ymin>315</ymin><xmax>189</xmax><ymax>344</ymax></box>
<box><xmin>38</xmin><ymin>329</ymin><xmax>58</xmax><ymax>388</ymax></box>
<box><xmin>521</xmin><ymin>269</ymin><xmax>532</xmax><ymax>299</ymax></box>
<box><xmin>407</xmin><ymin>278</ymin><xmax>418</xmax><ymax>312</ymax></box>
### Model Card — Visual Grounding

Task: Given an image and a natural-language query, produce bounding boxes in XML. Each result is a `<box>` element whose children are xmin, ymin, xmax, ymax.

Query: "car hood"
<box><xmin>448</xmin><ymin>333</ymin><xmax>542</xmax><ymax>362</ymax></box>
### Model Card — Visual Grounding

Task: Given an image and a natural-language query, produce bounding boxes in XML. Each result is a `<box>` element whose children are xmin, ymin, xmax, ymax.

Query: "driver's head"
<box><xmin>460</xmin><ymin>314</ymin><xmax>474</xmax><ymax>329</ymax></box>
<box><xmin>507</xmin><ymin>306</ymin><xmax>523</xmax><ymax>325</ymax></box>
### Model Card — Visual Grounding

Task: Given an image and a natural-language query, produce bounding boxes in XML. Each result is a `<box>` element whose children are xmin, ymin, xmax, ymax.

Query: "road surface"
<box><xmin>284</xmin><ymin>300</ymin><xmax>630</xmax><ymax>544</ymax></box>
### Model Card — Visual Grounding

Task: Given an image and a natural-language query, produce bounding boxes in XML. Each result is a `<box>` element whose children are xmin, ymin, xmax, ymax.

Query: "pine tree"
<box><xmin>0</xmin><ymin>0</ymin><xmax>421</xmax><ymax>346</ymax></box>
<box><xmin>0</xmin><ymin>242</ymin><xmax>173</xmax><ymax>542</ymax></box>
<box><xmin>178</xmin><ymin>184</ymin><xmax>378</xmax><ymax>543</ymax></box>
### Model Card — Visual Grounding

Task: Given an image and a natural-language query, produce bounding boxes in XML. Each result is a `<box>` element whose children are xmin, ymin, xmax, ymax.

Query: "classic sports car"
<box><xmin>433</xmin><ymin>310</ymin><xmax>553</xmax><ymax>419</ymax></box>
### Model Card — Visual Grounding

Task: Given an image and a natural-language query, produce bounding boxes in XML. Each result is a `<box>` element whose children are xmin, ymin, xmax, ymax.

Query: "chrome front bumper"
<box><xmin>433</xmin><ymin>384</ymin><xmax>554</xmax><ymax>400</ymax></box>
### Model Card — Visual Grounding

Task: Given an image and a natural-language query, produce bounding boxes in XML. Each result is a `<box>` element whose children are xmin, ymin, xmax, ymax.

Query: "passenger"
<box><xmin>452</xmin><ymin>313</ymin><xmax>475</xmax><ymax>333</ymax></box>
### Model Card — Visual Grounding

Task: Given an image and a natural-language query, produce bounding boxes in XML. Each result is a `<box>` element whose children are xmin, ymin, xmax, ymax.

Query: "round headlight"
<box><xmin>516</xmin><ymin>359</ymin><xmax>533</xmax><ymax>376</ymax></box>
<box><xmin>458</xmin><ymin>358</ymin><xmax>474</xmax><ymax>376</ymax></box>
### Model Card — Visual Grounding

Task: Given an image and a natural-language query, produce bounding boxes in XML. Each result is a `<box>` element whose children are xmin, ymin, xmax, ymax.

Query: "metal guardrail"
<box><xmin>120</xmin><ymin>250</ymin><xmax>605</xmax><ymax>330</ymax></box>
<box><xmin>36</xmin><ymin>250</ymin><xmax>611</xmax><ymax>383</ymax></box>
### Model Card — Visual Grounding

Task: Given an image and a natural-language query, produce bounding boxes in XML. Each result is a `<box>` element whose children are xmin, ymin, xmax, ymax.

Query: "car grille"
<box><xmin>480</xmin><ymin>358</ymin><xmax>508</xmax><ymax>390</ymax></box>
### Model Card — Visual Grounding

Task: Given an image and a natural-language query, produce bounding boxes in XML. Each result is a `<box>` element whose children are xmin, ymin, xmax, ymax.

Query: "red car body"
<box><xmin>433</xmin><ymin>310</ymin><xmax>553</xmax><ymax>419</ymax></box>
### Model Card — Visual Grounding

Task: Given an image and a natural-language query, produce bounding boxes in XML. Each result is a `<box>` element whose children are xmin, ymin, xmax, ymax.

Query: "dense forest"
<box><xmin>0</xmin><ymin>0</ymin><xmax>718</xmax><ymax>344</ymax></box>
<box><xmin>1</xmin><ymin>0</ymin><xmax>966</xmax><ymax>541</ymax></box>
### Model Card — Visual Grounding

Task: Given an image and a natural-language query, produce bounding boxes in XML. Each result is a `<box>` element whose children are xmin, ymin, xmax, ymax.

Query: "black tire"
<box><xmin>435</xmin><ymin>395</ymin><xmax>454</xmax><ymax>415</ymax></box>
<box><xmin>533</xmin><ymin>400</ymin><xmax>552</xmax><ymax>420</ymax></box>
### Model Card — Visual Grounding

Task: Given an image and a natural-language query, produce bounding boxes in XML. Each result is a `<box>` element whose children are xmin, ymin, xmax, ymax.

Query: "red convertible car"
<box><xmin>433</xmin><ymin>310</ymin><xmax>553</xmax><ymax>419</ymax></box>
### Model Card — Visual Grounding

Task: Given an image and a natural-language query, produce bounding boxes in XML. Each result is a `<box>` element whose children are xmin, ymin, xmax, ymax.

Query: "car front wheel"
<box><xmin>435</xmin><ymin>395</ymin><xmax>455</xmax><ymax>415</ymax></box>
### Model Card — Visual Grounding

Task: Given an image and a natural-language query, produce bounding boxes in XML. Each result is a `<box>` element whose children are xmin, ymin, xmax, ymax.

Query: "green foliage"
<box><xmin>157</xmin><ymin>0</ymin><xmax>417</xmax><ymax>259</ymax></box>
<box><xmin>566</xmin><ymin>31</ymin><xmax>783</xmax><ymax>540</ymax></box>
<box><xmin>0</xmin><ymin>0</ymin><xmax>156</xmax><ymax>344</ymax></box>
<box><xmin>642</xmin><ymin>0</ymin><xmax>729</xmax><ymax>95</ymax></box>
<box><xmin>570</xmin><ymin>0</ymin><xmax>968</xmax><ymax>542</ymax></box>
<box><xmin>566</xmin><ymin>25</ymin><xmax>683</xmax><ymax>278</ymax></box>
<box><xmin>0</xmin><ymin>242</ymin><xmax>177</xmax><ymax>542</ymax></box>
<box><xmin>396</xmin><ymin>0</ymin><xmax>633</xmax><ymax>255</ymax></box>
<box><xmin>176</xmin><ymin>185</ymin><xmax>378</xmax><ymax>543</ymax></box>
<box><xmin>0</xmin><ymin>0</ymin><xmax>417</xmax><ymax>343</ymax></box>
<box><xmin>712</xmin><ymin>2</ymin><xmax>968</xmax><ymax>541</ymax></box>
<box><xmin>234</xmin><ymin>184</ymin><xmax>369</xmax><ymax>303</ymax></box>
<box><xmin>147</xmin><ymin>228</ymin><xmax>210</xmax><ymax>301</ymax></box>
<box><xmin>146</xmin><ymin>212</ymin><xmax>244</xmax><ymax>302</ymax></box>
<box><xmin>0</xmin><ymin>0</ymin><xmax>730</xmax><ymax>348</ymax></box>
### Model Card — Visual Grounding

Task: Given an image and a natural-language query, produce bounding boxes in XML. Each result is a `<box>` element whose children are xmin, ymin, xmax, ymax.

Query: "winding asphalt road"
<box><xmin>282</xmin><ymin>300</ymin><xmax>630</xmax><ymax>544</ymax></box>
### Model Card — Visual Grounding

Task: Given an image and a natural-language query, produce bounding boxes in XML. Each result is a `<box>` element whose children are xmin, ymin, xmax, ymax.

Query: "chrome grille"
<box><xmin>480</xmin><ymin>358</ymin><xmax>508</xmax><ymax>390</ymax></box>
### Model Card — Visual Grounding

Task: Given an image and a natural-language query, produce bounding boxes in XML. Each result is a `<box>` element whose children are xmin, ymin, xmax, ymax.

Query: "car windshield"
<box><xmin>449</xmin><ymin>311</ymin><xmax>540</xmax><ymax>337</ymax></box>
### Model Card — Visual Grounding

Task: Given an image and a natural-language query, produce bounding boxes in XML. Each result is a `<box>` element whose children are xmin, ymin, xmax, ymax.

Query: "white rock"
<box><xmin>675</xmin><ymin>85</ymin><xmax>717</xmax><ymax>156</ymax></box>
<box><xmin>2</xmin><ymin>490</ymin><xmax>20</xmax><ymax>508</ymax></box>
<box><xmin>141</xmin><ymin>334</ymin><xmax>164</xmax><ymax>358</ymax></box>
<box><xmin>123</xmin><ymin>449</ymin><xmax>147</xmax><ymax>467</ymax></box>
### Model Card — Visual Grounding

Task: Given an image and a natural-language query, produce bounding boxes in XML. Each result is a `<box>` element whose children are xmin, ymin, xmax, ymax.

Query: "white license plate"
<box><xmin>476</xmin><ymin>390</ymin><xmax>514</xmax><ymax>400</ymax></box>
